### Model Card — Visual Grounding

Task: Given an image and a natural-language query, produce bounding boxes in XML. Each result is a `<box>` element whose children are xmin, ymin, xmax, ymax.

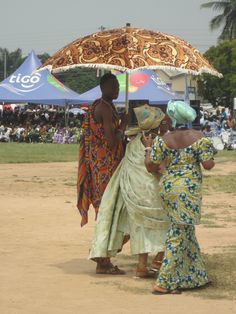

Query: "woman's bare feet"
<box><xmin>135</xmin><ymin>266</ymin><xmax>156</xmax><ymax>278</ymax></box>
<box><xmin>150</xmin><ymin>252</ymin><xmax>164</xmax><ymax>271</ymax></box>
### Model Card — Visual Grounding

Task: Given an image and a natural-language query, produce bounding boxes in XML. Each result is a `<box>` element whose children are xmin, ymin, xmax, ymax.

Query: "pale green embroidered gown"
<box><xmin>89</xmin><ymin>134</ymin><xmax>169</xmax><ymax>258</ymax></box>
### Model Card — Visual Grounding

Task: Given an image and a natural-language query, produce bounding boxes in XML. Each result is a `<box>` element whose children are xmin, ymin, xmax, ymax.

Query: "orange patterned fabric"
<box><xmin>43</xmin><ymin>27</ymin><xmax>221</xmax><ymax>77</ymax></box>
<box><xmin>77</xmin><ymin>100</ymin><xmax>124</xmax><ymax>227</ymax></box>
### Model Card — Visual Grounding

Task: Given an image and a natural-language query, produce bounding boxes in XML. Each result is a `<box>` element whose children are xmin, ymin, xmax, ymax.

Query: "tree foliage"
<box><xmin>197</xmin><ymin>39</ymin><xmax>236</xmax><ymax>106</ymax></box>
<box><xmin>37</xmin><ymin>53</ymin><xmax>51</xmax><ymax>64</ymax></box>
<box><xmin>201</xmin><ymin>0</ymin><xmax>236</xmax><ymax>41</ymax></box>
<box><xmin>0</xmin><ymin>48</ymin><xmax>23</xmax><ymax>81</ymax></box>
<box><xmin>54</xmin><ymin>68</ymin><xmax>101</xmax><ymax>94</ymax></box>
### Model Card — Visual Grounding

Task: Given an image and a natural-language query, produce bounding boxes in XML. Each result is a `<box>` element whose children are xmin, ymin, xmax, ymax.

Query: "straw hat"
<box><xmin>125</xmin><ymin>104</ymin><xmax>165</xmax><ymax>136</ymax></box>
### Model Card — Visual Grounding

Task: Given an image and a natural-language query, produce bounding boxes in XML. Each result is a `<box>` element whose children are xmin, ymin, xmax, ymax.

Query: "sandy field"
<box><xmin>0</xmin><ymin>159</ymin><xmax>236</xmax><ymax>314</ymax></box>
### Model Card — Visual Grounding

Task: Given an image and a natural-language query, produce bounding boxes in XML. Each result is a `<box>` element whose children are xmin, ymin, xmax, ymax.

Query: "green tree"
<box><xmin>201</xmin><ymin>0</ymin><xmax>236</xmax><ymax>40</ymax></box>
<box><xmin>0</xmin><ymin>48</ymin><xmax>23</xmax><ymax>81</ymax></box>
<box><xmin>37</xmin><ymin>53</ymin><xmax>50</xmax><ymax>64</ymax></box>
<box><xmin>55</xmin><ymin>68</ymin><xmax>101</xmax><ymax>94</ymax></box>
<box><xmin>197</xmin><ymin>40</ymin><xmax>236</xmax><ymax>106</ymax></box>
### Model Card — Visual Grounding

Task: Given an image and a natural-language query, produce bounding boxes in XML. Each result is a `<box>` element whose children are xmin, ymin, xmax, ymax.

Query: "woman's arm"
<box><xmin>198</xmin><ymin>137</ymin><xmax>216</xmax><ymax>170</ymax></box>
<box><xmin>144</xmin><ymin>149</ymin><xmax>160</xmax><ymax>173</ymax></box>
<box><xmin>142</xmin><ymin>132</ymin><xmax>162</xmax><ymax>174</ymax></box>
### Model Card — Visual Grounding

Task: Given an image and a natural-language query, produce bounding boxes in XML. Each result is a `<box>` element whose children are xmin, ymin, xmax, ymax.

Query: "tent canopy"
<box><xmin>77</xmin><ymin>69</ymin><xmax>181</xmax><ymax>105</ymax></box>
<box><xmin>0</xmin><ymin>50</ymin><xmax>81</xmax><ymax>105</ymax></box>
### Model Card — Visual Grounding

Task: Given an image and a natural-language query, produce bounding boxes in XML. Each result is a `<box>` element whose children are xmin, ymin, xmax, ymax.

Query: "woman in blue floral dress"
<box><xmin>144</xmin><ymin>100</ymin><xmax>216</xmax><ymax>294</ymax></box>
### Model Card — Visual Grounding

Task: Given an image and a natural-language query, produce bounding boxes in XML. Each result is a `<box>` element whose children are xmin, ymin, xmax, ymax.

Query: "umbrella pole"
<box><xmin>125</xmin><ymin>72</ymin><xmax>129</xmax><ymax>114</ymax></box>
<box><xmin>184</xmin><ymin>74</ymin><xmax>189</xmax><ymax>104</ymax></box>
<box><xmin>184</xmin><ymin>74</ymin><xmax>193</xmax><ymax>129</ymax></box>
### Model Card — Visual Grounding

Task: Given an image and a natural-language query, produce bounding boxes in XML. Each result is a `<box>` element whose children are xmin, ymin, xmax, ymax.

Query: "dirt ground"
<box><xmin>0</xmin><ymin>160</ymin><xmax>236</xmax><ymax>314</ymax></box>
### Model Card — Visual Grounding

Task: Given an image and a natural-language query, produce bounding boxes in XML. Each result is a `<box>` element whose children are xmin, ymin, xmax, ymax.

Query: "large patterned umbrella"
<box><xmin>42</xmin><ymin>26</ymin><xmax>222</xmax><ymax>77</ymax></box>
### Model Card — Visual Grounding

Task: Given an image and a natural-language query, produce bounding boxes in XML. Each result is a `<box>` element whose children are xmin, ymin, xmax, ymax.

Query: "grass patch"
<box><xmin>0</xmin><ymin>143</ymin><xmax>78</xmax><ymax>163</ymax></box>
<box><xmin>221</xmin><ymin>216</ymin><xmax>236</xmax><ymax>223</ymax></box>
<box><xmin>221</xmin><ymin>210</ymin><xmax>231</xmax><ymax>215</ymax></box>
<box><xmin>0</xmin><ymin>143</ymin><xmax>235</xmax><ymax>164</ymax></box>
<box><xmin>63</xmin><ymin>177</ymin><xmax>76</xmax><ymax>187</ymax></box>
<box><xmin>201</xmin><ymin>219</ymin><xmax>215</xmax><ymax>225</ymax></box>
<box><xmin>201</xmin><ymin>213</ymin><xmax>227</xmax><ymax>228</ymax></box>
<box><xmin>186</xmin><ymin>251</ymin><xmax>236</xmax><ymax>300</ymax></box>
<box><xmin>203</xmin><ymin>174</ymin><xmax>236</xmax><ymax>194</ymax></box>
<box><xmin>203</xmin><ymin>224</ymin><xmax>226</xmax><ymax>228</ymax></box>
<box><xmin>97</xmin><ymin>251</ymin><xmax>236</xmax><ymax>299</ymax></box>
<box><xmin>64</xmin><ymin>181</ymin><xmax>76</xmax><ymax>187</ymax></box>
<box><xmin>118</xmin><ymin>254</ymin><xmax>137</xmax><ymax>262</ymax></box>
<box><xmin>202</xmin><ymin>213</ymin><xmax>217</xmax><ymax>219</ymax></box>
<box><xmin>216</xmin><ymin>150</ymin><xmax>236</xmax><ymax>160</ymax></box>
<box><xmin>225</xmin><ymin>245</ymin><xmax>236</xmax><ymax>251</ymax></box>
<box><xmin>92</xmin><ymin>281</ymin><xmax>148</xmax><ymax>295</ymax></box>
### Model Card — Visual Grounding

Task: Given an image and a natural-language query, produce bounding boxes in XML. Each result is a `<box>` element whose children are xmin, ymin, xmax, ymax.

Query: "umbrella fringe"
<box><xmin>39</xmin><ymin>63</ymin><xmax>223</xmax><ymax>78</ymax></box>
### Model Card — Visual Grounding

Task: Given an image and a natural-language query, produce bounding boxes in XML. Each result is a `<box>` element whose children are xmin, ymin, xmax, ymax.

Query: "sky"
<box><xmin>0</xmin><ymin>0</ymin><xmax>221</xmax><ymax>57</ymax></box>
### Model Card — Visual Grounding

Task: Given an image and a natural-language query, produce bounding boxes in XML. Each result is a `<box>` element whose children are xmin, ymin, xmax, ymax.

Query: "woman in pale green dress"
<box><xmin>89</xmin><ymin>105</ymin><xmax>170</xmax><ymax>277</ymax></box>
<box><xmin>144</xmin><ymin>100</ymin><xmax>216</xmax><ymax>294</ymax></box>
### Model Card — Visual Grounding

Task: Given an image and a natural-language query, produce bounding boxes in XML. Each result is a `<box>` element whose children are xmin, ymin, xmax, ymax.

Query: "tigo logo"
<box><xmin>9</xmin><ymin>73</ymin><xmax>41</xmax><ymax>89</ymax></box>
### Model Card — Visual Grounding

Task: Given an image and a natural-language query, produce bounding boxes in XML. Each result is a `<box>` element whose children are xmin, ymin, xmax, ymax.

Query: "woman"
<box><xmin>89</xmin><ymin>105</ymin><xmax>170</xmax><ymax>277</ymax></box>
<box><xmin>144</xmin><ymin>100</ymin><xmax>216</xmax><ymax>294</ymax></box>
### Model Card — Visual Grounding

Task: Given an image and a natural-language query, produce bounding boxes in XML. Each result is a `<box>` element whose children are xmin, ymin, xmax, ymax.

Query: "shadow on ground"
<box><xmin>52</xmin><ymin>250</ymin><xmax>236</xmax><ymax>300</ymax></box>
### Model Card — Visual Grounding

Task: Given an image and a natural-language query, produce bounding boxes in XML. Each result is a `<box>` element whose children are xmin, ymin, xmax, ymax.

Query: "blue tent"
<box><xmin>0</xmin><ymin>50</ymin><xmax>81</xmax><ymax>105</ymax></box>
<box><xmin>77</xmin><ymin>69</ymin><xmax>181</xmax><ymax>105</ymax></box>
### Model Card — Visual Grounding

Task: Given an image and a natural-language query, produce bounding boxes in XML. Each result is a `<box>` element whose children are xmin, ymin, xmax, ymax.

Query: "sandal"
<box><xmin>152</xmin><ymin>290</ymin><xmax>182</xmax><ymax>295</ymax></box>
<box><xmin>150</xmin><ymin>260</ymin><xmax>162</xmax><ymax>272</ymax></box>
<box><xmin>96</xmin><ymin>264</ymin><xmax>126</xmax><ymax>275</ymax></box>
<box><xmin>152</xmin><ymin>285</ymin><xmax>182</xmax><ymax>295</ymax></box>
<box><xmin>135</xmin><ymin>267</ymin><xmax>156</xmax><ymax>278</ymax></box>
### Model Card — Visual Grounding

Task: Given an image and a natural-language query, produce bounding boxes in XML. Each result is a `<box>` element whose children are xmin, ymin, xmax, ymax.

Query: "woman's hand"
<box><xmin>142</xmin><ymin>131</ymin><xmax>154</xmax><ymax>147</ymax></box>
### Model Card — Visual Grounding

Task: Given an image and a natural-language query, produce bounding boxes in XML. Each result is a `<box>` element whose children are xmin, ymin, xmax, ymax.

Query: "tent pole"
<box><xmin>65</xmin><ymin>105</ymin><xmax>66</xmax><ymax>126</ymax></box>
<box><xmin>125</xmin><ymin>72</ymin><xmax>129</xmax><ymax>114</ymax></box>
<box><xmin>65</xmin><ymin>104</ymin><xmax>69</xmax><ymax>127</ymax></box>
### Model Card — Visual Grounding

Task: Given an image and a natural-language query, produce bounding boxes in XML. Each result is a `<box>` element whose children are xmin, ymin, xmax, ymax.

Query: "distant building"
<box><xmin>157</xmin><ymin>70</ymin><xmax>198</xmax><ymax>100</ymax></box>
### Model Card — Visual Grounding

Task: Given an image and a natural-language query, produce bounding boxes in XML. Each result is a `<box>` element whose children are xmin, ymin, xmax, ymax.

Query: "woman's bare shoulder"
<box><xmin>190</xmin><ymin>129</ymin><xmax>204</xmax><ymax>139</ymax></box>
<box><xmin>162</xmin><ymin>129</ymin><xmax>203</xmax><ymax>142</ymax></box>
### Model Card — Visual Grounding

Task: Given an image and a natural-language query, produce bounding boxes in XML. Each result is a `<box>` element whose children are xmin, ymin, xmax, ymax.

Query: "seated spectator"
<box><xmin>0</xmin><ymin>104</ymin><xmax>84</xmax><ymax>144</ymax></box>
<box><xmin>203</xmin><ymin>124</ymin><xmax>214</xmax><ymax>138</ymax></box>
<box><xmin>226</xmin><ymin>115</ymin><xmax>235</xmax><ymax>130</ymax></box>
<box><xmin>28</xmin><ymin>126</ymin><xmax>40</xmax><ymax>143</ymax></box>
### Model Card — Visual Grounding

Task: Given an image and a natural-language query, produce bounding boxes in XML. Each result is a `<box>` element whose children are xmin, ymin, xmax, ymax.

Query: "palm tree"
<box><xmin>201</xmin><ymin>0</ymin><xmax>236</xmax><ymax>41</ymax></box>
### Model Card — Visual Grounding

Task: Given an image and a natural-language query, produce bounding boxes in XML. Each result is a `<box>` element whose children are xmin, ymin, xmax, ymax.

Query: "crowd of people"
<box><xmin>77</xmin><ymin>73</ymin><xmax>216</xmax><ymax>295</ymax></box>
<box><xmin>200</xmin><ymin>106</ymin><xmax>236</xmax><ymax>149</ymax></box>
<box><xmin>0</xmin><ymin>104</ymin><xmax>84</xmax><ymax>143</ymax></box>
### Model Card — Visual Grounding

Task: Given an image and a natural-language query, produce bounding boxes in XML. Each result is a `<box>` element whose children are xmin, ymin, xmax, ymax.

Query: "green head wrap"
<box><xmin>167</xmin><ymin>100</ymin><xmax>197</xmax><ymax>127</ymax></box>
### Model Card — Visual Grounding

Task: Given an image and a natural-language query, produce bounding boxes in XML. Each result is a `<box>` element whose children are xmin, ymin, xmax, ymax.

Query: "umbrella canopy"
<box><xmin>42</xmin><ymin>26</ymin><xmax>222</xmax><ymax>77</ymax></box>
<box><xmin>77</xmin><ymin>69</ymin><xmax>181</xmax><ymax>105</ymax></box>
<box><xmin>0</xmin><ymin>50</ymin><xmax>81</xmax><ymax>105</ymax></box>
